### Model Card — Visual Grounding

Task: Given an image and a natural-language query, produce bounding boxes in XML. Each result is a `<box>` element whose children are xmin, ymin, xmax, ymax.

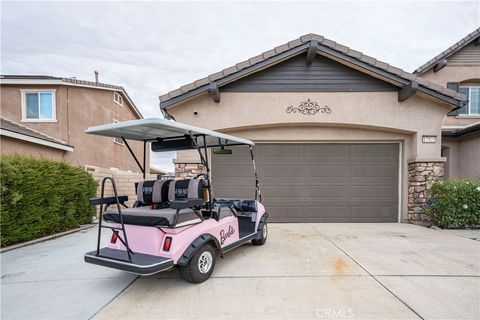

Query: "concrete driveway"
<box><xmin>1</xmin><ymin>228</ymin><xmax>137</xmax><ymax>320</ymax></box>
<box><xmin>2</xmin><ymin>224</ymin><xmax>479</xmax><ymax>319</ymax></box>
<box><xmin>94</xmin><ymin>224</ymin><xmax>479</xmax><ymax>320</ymax></box>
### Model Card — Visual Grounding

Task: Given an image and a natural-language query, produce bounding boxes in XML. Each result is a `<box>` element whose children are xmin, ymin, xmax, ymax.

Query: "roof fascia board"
<box><xmin>0</xmin><ymin>129</ymin><xmax>74</xmax><ymax>152</ymax></box>
<box><xmin>315</xmin><ymin>44</ymin><xmax>462</xmax><ymax>107</ymax></box>
<box><xmin>0</xmin><ymin>79</ymin><xmax>64</xmax><ymax>85</ymax></box>
<box><xmin>162</xmin><ymin>43</ymin><xmax>310</xmax><ymax>108</ymax></box>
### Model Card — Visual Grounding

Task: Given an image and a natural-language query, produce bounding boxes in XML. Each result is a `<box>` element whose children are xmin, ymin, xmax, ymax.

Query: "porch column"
<box><xmin>407</xmin><ymin>160</ymin><xmax>445</xmax><ymax>225</ymax></box>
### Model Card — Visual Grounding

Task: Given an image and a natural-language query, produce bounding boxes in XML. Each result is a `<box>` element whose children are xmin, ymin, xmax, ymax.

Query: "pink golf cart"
<box><xmin>84</xmin><ymin>118</ymin><xmax>267</xmax><ymax>283</ymax></box>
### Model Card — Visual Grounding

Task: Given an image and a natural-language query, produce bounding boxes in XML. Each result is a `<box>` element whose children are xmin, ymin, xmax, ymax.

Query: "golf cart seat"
<box><xmin>103</xmin><ymin>179</ymin><xmax>206</xmax><ymax>227</ymax></box>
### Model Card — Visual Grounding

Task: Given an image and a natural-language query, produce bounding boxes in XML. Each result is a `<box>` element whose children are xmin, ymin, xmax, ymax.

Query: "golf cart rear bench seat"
<box><xmin>103</xmin><ymin>179</ymin><xmax>206</xmax><ymax>227</ymax></box>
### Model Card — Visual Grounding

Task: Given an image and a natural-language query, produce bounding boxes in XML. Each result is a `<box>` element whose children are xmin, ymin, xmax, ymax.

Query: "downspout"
<box><xmin>159</xmin><ymin>101</ymin><xmax>175</xmax><ymax>121</ymax></box>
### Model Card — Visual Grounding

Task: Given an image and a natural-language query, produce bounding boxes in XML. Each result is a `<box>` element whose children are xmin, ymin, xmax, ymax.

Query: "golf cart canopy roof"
<box><xmin>85</xmin><ymin>118</ymin><xmax>254</xmax><ymax>148</ymax></box>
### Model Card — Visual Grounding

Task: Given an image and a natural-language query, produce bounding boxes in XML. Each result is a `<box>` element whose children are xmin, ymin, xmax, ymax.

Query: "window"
<box><xmin>113</xmin><ymin>92</ymin><xmax>123</xmax><ymax>106</ymax></box>
<box><xmin>21</xmin><ymin>90</ymin><xmax>56</xmax><ymax>121</ymax></box>
<box><xmin>113</xmin><ymin>119</ymin><xmax>124</xmax><ymax>145</ymax></box>
<box><xmin>458</xmin><ymin>86</ymin><xmax>480</xmax><ymax>115</ymax></box>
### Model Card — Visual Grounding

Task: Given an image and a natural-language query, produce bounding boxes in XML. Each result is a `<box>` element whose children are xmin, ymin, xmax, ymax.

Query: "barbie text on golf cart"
<box><xmin>84</xmin><ymin>118</ymin><xmax>268</xmax><ymax>283</ymax></box>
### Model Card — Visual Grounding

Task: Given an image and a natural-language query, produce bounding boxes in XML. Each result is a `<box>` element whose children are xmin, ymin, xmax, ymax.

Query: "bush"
<box><xmin>1</xmin><ymin>155</ymin><xmax>97</xmax><ymax>246</ymax></box>
<box><xmin>426</xmin><ymin>179</ymin><xmax>480</xmax><ymax>228</ymax></box>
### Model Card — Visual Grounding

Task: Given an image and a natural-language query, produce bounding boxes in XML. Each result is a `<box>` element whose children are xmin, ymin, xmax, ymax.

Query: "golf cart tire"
<box><xmin>179</xmin><ymin>243</ymin><xmax>216</xmax><ymax>283</ymax></box>
<box><xmin>252</xmin><ymin>220</ymin><xmax>267</xmax><ymax>246</ymax></box>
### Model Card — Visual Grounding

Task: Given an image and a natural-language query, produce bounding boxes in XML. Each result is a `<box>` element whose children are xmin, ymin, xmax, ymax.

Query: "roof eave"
<box><xmin>160</xmin><ymin>42</ymin><xmax>464</xmax><ymax>109</ymax></box>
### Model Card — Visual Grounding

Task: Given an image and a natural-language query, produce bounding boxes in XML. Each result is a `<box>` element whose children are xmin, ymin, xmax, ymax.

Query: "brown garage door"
<box><xmin>212</xmin><ymin>143</ymin><xmax>399</xmax><ymax>223</ymax></box>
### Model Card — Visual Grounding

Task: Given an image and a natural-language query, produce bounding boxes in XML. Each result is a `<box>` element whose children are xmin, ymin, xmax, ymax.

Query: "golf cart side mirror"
<box><xmin>213</xmin><ymin>146</ymin><xmax>232</xmax><ymax>155</ymax></box>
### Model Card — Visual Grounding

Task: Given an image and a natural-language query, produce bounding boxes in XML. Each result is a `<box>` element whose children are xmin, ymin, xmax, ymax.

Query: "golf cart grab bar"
<box><xmin>92</xmin><ymin>177</ymin><xmax>134</xmax><ymax>262</ymax></box>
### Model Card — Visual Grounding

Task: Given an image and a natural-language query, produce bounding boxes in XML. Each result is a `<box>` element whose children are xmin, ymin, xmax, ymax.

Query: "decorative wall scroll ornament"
<box><xmin>285</xmin><ymin>99</ymin><xmax>331</xmax><ymax>116</ymax></box>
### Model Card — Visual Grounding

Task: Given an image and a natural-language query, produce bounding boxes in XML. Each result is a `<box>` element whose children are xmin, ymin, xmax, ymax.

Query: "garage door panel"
<box><xmin>212</xmin><ymin>143</ymin><xmax>399</xmax><ymax>223</ymax></box>
<box><xmin>214</xmin><ymin>165</ymin><xmax>254</xmax><ymax>178</ymax></box>
<box><xmin>307</xmin><ymin>165</ymin><xmax>349</xmax><ymax>178</ymax></box>
<box><xmin>213</xmin><ymin>186</ymin><xmax>254</xmax><ymax>199</ymax></box>
<box><xmin>351</xmin><ymin>144</ymin><xmax>397</xmax><ymax>158</ymax></box>
<box><xmin>351</xmin><ymin>185</ymin><xmax>395</xmax><ymax>199</ymax></box>
<box><xmin>262</xmin><ymin>185</ymin><xmax>303</xmax><ymax>199</ymax></box>
<box><xmin>352</xmin><ymin>165</ymin><xmax>395</xmax><ymax>178</ymax></box>
<box><xmin>262</xmin><ymin>166</ymin><xmax>303</xmax><ymax>178</ymax></box>
<box><xmin>262</xmin><ymin>205</ymin><xmax>304</xmax><ymax>221</ymax></box>
<box><xmin>306</xmin><ymin>185</ymin><xmax>349</xmax><ymax>199</ymax></box>
<box><xmin>351</xmin><ymin>206</ymin><xmax>397</xmax><ymax>220</ymax></box>
<box><xmin>262</xmin><ymin>144</ymin><xmax>303</xmax><ymax>157</ymax></box>
<box><xmin>305</xmin><ymin>206</ymin><xmax>349</xmax><ymax>218</ymax></box>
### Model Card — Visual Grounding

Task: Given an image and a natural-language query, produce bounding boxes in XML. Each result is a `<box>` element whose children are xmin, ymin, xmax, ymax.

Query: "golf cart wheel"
<box><xmin>179</xmin><ymin>243</ymin><xmax>216</xmax><ymax>283</ymax></box>
<box><xmin>252</xmin><ymin>222</ymin><xmax>268</xmax><ymax>246</ymax></box>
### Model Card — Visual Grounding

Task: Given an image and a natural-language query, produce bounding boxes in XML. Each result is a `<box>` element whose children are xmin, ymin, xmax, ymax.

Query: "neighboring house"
<box><xmin>414</xmin><ymin>28</ymin><xmax>480</xmax><ymax>179</ymax></box>
<box><xmin>159</xmin><ymin>33</ymin><xmax>469</xmax><ymax>225</ymax></box>
<box><xmin>0</xmin><ymin>75</ymin><xmax>148</xmax><ymax>173</ymax></box>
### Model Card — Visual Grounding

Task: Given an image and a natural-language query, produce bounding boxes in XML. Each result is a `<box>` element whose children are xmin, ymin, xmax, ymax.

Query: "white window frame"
<box><xmin>113</xmin><ymin>119</ymin><xmax>124</xmax><ymax>145</ymax></box>
<box><xmin>459</xmin><ymin>86</ymin><xmax>480</xmax><ymax>115</ymax></box>
<box><xmin>113</xmin><ymin>92</ymin><xmax>123</xmax><ymax>107</ymax></box>
<box><xmin>20</xmin><ymin>89</ymin><xmax>57</xmax><ymax>122</ymax></box>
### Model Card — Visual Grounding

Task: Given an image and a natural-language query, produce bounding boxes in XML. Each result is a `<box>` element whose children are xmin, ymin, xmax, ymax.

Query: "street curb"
<box><xmin>0</xmin><ymin>224</ymin><xmax>95</xmax><ymax>253</ymax></box>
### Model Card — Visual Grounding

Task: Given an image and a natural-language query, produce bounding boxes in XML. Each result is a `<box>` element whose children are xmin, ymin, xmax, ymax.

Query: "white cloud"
<box><xmin>2</xmin><ymin>1</ymin><xmax>479</xmax><ymax>171</ymax></box>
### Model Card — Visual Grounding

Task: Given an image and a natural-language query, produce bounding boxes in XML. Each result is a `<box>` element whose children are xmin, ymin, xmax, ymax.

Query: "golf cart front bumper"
<box><xmin>84</xmin><ymin>247</ymin><xmax>174</xmax><ymax>276</ymax></box>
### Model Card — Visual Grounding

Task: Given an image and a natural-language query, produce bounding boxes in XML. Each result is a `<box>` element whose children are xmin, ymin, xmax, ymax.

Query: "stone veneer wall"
<box><xmin>174</xmin><ymin>162</ymin><xmax>206</xmax><ymax>179</ymax></box>
<box><xmin>408</xmin><ymin>161</ymin><xmax>444</xmax><ymax>225</ymax></box>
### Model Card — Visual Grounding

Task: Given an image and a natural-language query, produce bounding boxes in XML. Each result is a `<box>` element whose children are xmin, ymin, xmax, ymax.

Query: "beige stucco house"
<box><xmin>159</xmin><ymin>30</ymin><xmax>479</xmax><ymax>225</ymax></box>
<box><xmin>414</xmin><ymin>29</ymin><xmax>480</xmax><ymax>180</ymax></box>
<box><xmin>0</xmin><ymin>75</ymin><xmax>148</xmax><ymax>173</ymax></box>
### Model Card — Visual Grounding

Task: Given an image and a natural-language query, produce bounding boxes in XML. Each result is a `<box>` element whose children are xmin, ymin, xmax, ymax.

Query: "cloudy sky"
<box><xmin>2</xmin><ymin>1</ymin><xmax>479</xmax><ymax>171</ymax></box>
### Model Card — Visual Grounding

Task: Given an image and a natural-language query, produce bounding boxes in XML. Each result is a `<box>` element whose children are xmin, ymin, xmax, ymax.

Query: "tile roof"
<box><xmin>0</xmin><ymin>117</ymin><xmax>73</xmax><ymax>148</ymax></box>
<box><xmin>414</xmin><ymin>28</ymin><xmax>480</xmax><ymax>75</ymax></box>
<box><xmin>159</xmin><ymin>33</ymin><xmax>465</xmax><ymax>108</ymax></box>
<box><xmin>0</xmin><ymin>75</ymin><xmax>143</xmax><ymax>119</ymax></box>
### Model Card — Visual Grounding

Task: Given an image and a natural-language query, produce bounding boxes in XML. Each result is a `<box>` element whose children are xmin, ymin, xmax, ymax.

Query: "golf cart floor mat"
<box><xmin>84</xmin><ymin>247</ymin><xmax>174</xmax><ymax>275</ymax></box>
<box><xmin>103</xmin><ymin>206</ymin><xmax>201</xmax><ymax>227</ymax></box>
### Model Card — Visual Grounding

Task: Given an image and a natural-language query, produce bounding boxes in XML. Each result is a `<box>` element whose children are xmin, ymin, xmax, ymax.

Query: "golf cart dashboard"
<box><xmin>214</xmin><ymin>199</ymin><xmax>258</xmax><ymax>215</ymax></box>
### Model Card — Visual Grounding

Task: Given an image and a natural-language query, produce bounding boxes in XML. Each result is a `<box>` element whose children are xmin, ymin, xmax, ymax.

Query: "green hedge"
<box><xmin>426</xmin><ymin>179</ymin><xmax>480</xmax><ymax>228</ymax></box>
<box><xmin>1</xmin><ymin>155</ymin><xmax>97</xmax><ymax>246</ymax></box>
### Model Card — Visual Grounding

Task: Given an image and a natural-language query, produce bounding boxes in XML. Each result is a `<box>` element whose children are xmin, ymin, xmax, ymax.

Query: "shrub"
<box><xmin>426</xmin><ymin>178</ymin><xmax>480</xmax><ymax>228</ymax></box>
<box><xmin>1</xmin><ymin>155</ymin><xmax>97</xmax><ymax>246</ymax></box>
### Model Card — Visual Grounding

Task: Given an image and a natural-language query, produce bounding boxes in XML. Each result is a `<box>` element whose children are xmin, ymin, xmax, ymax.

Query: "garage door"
<box><xmin>211</xmin><ymin>143</ymin><xmax>399</xmax><ymax>223</ymax></box>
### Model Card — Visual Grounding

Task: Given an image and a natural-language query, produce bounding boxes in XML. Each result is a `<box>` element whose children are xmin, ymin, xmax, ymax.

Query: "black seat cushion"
<box><xmin>103</xmin><ymin>207</ymin><xmax>201</xmax><ymax>227</ymax></box>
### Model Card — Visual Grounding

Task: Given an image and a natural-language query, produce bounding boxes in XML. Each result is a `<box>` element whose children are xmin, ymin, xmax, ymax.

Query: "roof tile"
<box><xmin>334</xmin><ymin>43</ymin><xmax>349</xmax><ymax>54</ymax></box>
<box><xmin>194</xmin><ymin>77</ymin><xmax>210</xmax><ymax>87</ymax></box>
<box><xmin>287</xmin><ymin>38</ymin><xmax>303</xmax><ymax>48</ymax></box>
<box><xmin>274</xmin><ymin>43</ymin><xmax>290</xmax><ymax>54</ymax></box>
<box><xmin>300</xmin><ymin>34</ymin><xmax>313</xmax><ymax>43</ymax></box>
<box><xmin>262</xmin><ymin>49</ymin><xmax>277</xmax><ymax>59</ymax></box>
<box><xmin>222</xmin><ymin>65</ymin><xmax>238</xmax><ymax>76</ymax></box>
<box><xmin>311</xmin><ymin>34</ymin><xmax>325</xmax><ymax>42</ymax></box>
<box><xmin>360</xmin><ymin>55</ymin><xmax>377</xmax><ymax>66</ymax></box>
<box><xmin>347</xmin><ymin>49</ymin><xmax>363</xmax><ymax>60</ymax></box>
<box><xmin>208</xmin><ymin>71</ymin><xmax>224</xmax><ymax>82</ymax></box>
<box><xmin>321</xmin><ymin>38</ymin><xmax>337</xmax><ymax>48</ymax></box>
<box><xmin>248</xmin><ymin>54</ymin><xmax>264</xmax><ymax>65</ymax></box>
<box><xmin>235</xmin><ymin>60</ymin><xmax>251</xmax><ymax>70</ymax></box>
